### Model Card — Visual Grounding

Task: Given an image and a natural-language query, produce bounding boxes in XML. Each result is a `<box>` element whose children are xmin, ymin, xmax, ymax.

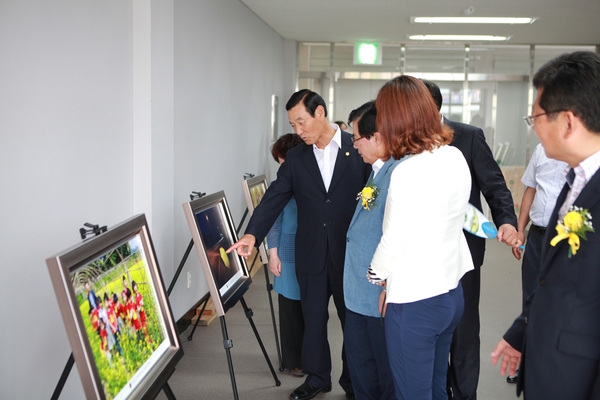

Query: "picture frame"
<box><xmin>241</xmin><ymin>174</ymin><xmax>269</xmax><ymax>264</ymax></box>
<box><xmin>46</xmin><ymin>214</ymin><xmax>183</xmax><ymax>400</ymax></box>
<box><xmin>182</xmin><ymin>191</ymin><xmax>252</xmax><ymax>317</ymax></box>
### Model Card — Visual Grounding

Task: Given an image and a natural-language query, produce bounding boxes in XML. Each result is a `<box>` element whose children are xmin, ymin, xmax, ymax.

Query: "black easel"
<box><xmin>177</xmin><ymin>189</ymin><xmax>282</xmax><ymax>369</ymax></box>
<box><xmin>167</xmin><ymin>234</ymin><xmax>211</xmax><ymax>342</ymax></box>
<box><xmin>51</xmin><ymin>353</ymin><xmax>74</xmax><ymax>400</ymax></box>
<box><xmin>219</xmin><ymin>295</ymin><xmax>282</xmax><ymax>400</ymax></box>
<box><xmin>166</xmin><ymin>192</ymin><xmax>213</xmax><ymax>342</ymax></box>
<box><xmin>52</xmin><ymin>223</ymin><xmax>176</xmax><ymax>400</ymax></box>
<box><xmin>236</xmin><ymin>205</ymin><xmax>284</xmax><ymax>372</ymax></box>
<box><xmin>179</xmin><ymin>189</ymin><xmax>281</xmax><ymax>398</ymax></box>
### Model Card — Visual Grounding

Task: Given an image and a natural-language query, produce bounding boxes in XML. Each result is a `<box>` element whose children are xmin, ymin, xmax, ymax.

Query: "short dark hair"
<box><xmin>348</xmin><ymin>101</ymin><xmax>377</xmax><ymax>139</ymax></box>
<box><xmin>285</xmin><ymin>89</ymin><xmax>328</xmax><ymax>117</ymax></box>
<box><xmin>533</xmin><ymin>51</ymin><xmax>600</xmax><ymax>133</ymax></box>
<box><xmin>271</xmin><ymin>133</ymin><xmax>304</xmax><ymax>162</ymax></box>
<box><xmin>420</xmin><ymin>79</ymin><xmax>443</xmax><ymax>111</ymax></box>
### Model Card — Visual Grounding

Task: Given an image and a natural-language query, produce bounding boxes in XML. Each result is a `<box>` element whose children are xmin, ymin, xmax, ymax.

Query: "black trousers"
<box><xmin>296</xmin><ymin>248</ymin><xmax>352</xmax><ymax>393</ymax></box>
<box><xmin>521</xmin><ymin>225</ymin><xmax>545</xmax><ymax>309</ymax></box>
<box><xmin>447</xmin><ymin>267</ymin><xmax>481</xmax><ymax>400</ymax></box>
<box><xmin>278</xmin><ymin>294</ymin><xmax>304</xmax><ymax>370</ymax></box>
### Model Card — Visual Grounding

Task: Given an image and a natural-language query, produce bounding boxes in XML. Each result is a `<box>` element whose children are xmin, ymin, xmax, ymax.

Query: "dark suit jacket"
<box><xmin>246</xmin><ymin>131</ymin><xmax>371</xmax><ymax>274</ymax></box>
<box><xmin>504</xmin><ymin>170</ymin><xmax>600</xmax><ymax>399</ymax></box>
<box><xmin>446</xmin><ymin>118</ymin><xmax>517</xmax><ymax>267</ymax></box>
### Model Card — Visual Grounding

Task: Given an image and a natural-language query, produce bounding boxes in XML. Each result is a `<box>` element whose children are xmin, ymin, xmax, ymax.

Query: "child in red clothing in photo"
<box><xmin>115</xmin><ymin>292</ymin><xmax>127</xmax><ymax>329</ymax></box>
<box><xmin>105</xmin><ymin>293</ymin><xmax>119</xmax><ymax>335</ymax></box>
<box><xmin>90</xmin><ymin>303</ymin><xmax>100</xmax><ymax>333</ymax></box>
<box><xmin>132</xmin><ymin>281</ymin><xmax>151</xmax><ymax>342</ymax></box>
<box><xmin>124</xmin><ymin>290</ymin><xmax>142</xmax><ymax>341</ymax></box>
<box><xmin>98</xmin><ymin>318</ymin><xmax>112</xmax><ymax>363</ymax></box>
<box><xmin>132</xmin><ymin>281</ymin><xmax>146</xmax><ymax>325</ymax></box>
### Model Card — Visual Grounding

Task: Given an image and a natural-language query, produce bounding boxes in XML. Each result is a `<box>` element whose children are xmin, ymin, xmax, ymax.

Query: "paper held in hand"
<box><xmin>464</xmin><ymin>203</ymin><xmax>497</xmax><ymax>239</ymax></box>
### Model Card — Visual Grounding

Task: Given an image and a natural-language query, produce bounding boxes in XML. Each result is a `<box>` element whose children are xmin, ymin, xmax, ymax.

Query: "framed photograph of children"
<box><xmin>182</xmin><ymin>191</ymin><xmax>252</xmax><ymax>317</ymax></box>
<box><xmin>241</xmin><ymin>174</ymin><xmax>269</xmax><ymax>264</ymax></box>
<box><xmin>46</xmin><ymin>214</ymin><xmax>183</xmax><ymax>400</ymax></box>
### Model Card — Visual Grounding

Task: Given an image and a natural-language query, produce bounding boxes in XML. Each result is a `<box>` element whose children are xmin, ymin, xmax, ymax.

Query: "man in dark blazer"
<box><xmin>492</xmin><ymin>51</ymin><xmax>600</xmax><ymax>400</ymax></box>
<box><xmin>422</xmin><ymin>80</ymin><xmax>519</xmax><ymax>400</ymax></box>
<box><xmin>229</xmin><ymin>89</ymin><xmax>371</xmax><ymax>400</ymax></box>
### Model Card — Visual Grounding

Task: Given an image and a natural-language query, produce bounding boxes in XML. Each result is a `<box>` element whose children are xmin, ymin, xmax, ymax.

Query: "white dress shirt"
<box><xmin>371</xmin><ymin>158</ymin><xmax>384</xmax><ymax>178</ymax></box>
<box><xmin>559</xmin><ymin>148</ymin><xmax>600</xmax><ymax>219</ymax></box>
<box><xmin>521</xmin><ymin>143</ymin><xmax>568</xmax><ymax>227</ymax></box>
<box><xmin>313</xmin><ymin>124</ymin><xmax>341</xmax><ymax>191</ymax></box>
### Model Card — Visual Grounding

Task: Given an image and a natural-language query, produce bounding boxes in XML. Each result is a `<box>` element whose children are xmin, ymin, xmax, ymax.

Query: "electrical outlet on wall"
<box><xmin>187</xmin><ymin>271</ymin><xmax>191</xmax><ymax>288</ymax></box>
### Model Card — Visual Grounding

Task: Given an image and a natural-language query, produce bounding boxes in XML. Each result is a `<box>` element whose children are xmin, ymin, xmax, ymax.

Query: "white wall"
<box><xmin>0</xmin><ymin>1</ymin><xmax>294</xmax><ymax>398</ymax></box>
<box><xmin>170</xmin><ymin>0</ymin><xmax>293</xmax><ymax>318</ymax></box>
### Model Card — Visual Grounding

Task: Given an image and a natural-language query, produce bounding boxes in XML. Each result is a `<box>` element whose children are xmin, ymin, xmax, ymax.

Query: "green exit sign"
<box><xmin>354</xmin><ymin>42</ymin><xmax>382</xmax><ymax>65</ymax></box>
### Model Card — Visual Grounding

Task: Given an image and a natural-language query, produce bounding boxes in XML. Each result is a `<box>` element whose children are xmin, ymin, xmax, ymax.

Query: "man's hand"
<box><xmin>226</xmin><ymin>234</ymin><xmax>256</xmax><ymax>258</ymax></box>
<box><xmin>491</xmin><ymin>338</ymin><xmax>521</xmax><ymax>377</ymax></box>
<box><xmin>511</xmin><ymin>230</ymin><xmax>526</xmax><ymax>260</ymax></box>
<box><xmin>497</xmin><ymin>224</ymin><xmax>521</xmax><ymax>248</ymax></box>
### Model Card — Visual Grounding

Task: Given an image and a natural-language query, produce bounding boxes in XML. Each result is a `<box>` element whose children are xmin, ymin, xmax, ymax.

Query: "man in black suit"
<box><xmin>492</xmin><ymin>51</ymin><xmax>600</xmax><ymax>400</ymax></box>
<box><xmin>229</xmin><ymin>89</ymin><xmax>371</xmax><ymax>400</ymax></box>
<box><xmin>422</xmin><ymin>80</ymin><xmax>519</xmax><ymax>400</ymax></box>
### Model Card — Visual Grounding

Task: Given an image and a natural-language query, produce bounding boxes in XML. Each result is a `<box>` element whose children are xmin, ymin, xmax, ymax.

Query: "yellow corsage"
<box><xmin>357</xmin><ymin>180</ymin><xmax>380</xmax><ymax>211</ymax></box>
<box><xmin>550</xmin><ymin>206</ymin><xmax>594</xmax><ymax>258</ymax></box>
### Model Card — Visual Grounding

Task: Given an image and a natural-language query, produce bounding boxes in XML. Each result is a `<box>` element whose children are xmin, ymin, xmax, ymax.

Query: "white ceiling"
<box><xmin>240</xmin><ymin>0</ymin><xmax>600</xmax><ymax>46</ymax></box>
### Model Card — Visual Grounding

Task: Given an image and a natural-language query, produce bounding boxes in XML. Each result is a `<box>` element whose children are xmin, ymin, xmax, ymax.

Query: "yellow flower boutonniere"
<box><xmin>357</xmin><ymin>180</ymin><xmax>380</xmax><ymax>211</ymax></box>
<box><xmin>550</xmin><ymin>206</ymin><xmax>594</xmax><ymax>258</ymax></box>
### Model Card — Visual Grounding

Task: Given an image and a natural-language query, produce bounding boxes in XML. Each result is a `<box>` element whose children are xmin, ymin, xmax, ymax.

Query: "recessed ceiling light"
<box><xmin>408</xmin><ymin>34</ymin><xmax>510</xmax><ymax>41</ymax></box>
<box><xmin>411</xmin><ymin>17</ymin><xmax>536</xmax><ymax>24</ymax></box>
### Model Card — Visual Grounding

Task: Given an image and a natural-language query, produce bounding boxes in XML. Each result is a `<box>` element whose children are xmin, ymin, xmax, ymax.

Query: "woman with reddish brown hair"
<box><xmin>374</xmin><ymin>75</ymin><xmax>454</xmax><ymax>160</ymax></box>
<box><xmin>367</xmin><ymin>75</ymin><xmax>474</xmax><ymax>400</ymax></box>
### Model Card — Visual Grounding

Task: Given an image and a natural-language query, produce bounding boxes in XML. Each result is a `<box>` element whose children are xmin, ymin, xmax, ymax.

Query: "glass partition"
<box><xmin>296</xmin><ymin>43</ymin><xmax>597</xmax><ymax>215</ymax></box>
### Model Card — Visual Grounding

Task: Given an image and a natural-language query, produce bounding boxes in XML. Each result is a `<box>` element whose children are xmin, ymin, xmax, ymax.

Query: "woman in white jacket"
<box><xmin>367</xmin><ymin>75</ymin><xmax>474</xmax><ymax>400</ymax></box>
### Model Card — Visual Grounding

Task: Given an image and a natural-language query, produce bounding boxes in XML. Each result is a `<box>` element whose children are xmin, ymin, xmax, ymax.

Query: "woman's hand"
<box><xmin>378</xmin><ymin>286</ymin><xmax>387</xmax><ymax>317</ymax></box>
<box><xmin>268</xmin><ymin>248</ymin><xmax>282</xmax><ymax>277</ymax></box>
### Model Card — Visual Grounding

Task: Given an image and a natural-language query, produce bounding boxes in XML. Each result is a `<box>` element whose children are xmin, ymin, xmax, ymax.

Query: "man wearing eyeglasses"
<box><xmin>492</xmin><ymin>51</ymin><xmax>600</xmax><ymax>400</ymax></box>
<box><xmin>343</xmin><ymin>100</ymin><xmax>397</xmax><ymax>400</ymax></box>
<box><xmin>506</xmin><ymin>142</ymin><xmax>567</xmax><ymax>384</ymax></box>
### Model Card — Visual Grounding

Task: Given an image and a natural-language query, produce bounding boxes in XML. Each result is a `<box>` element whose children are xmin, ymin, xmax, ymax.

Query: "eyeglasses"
<box><xmin>351</xmin><ymin>135</ymin><xmax>366</xmax><ymax>144</ymax></box>
<box><xmin>523</xmin><ymin>113</ymin><xmax>548</xmax><ymax>127</ymax></box>
<box><xmin>523</xmin><ymin>110</ymin><xmax>565</xmax><ymax>127</ymax></box>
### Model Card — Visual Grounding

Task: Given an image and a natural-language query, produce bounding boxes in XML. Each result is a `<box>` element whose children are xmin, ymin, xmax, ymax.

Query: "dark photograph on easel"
<box><xmin>182</xmin><ymin>190</ymin><xmax>280</xmax><ymax>400</ymax></box>
<box><xmin>182</xmin><ymin>191</ymin><xmax>252</xmax><ymax>316</ymax></box>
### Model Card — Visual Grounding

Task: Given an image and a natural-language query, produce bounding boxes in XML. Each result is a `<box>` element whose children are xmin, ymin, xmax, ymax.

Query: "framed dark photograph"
<box><xmin>182</xmin><ymin>191</ymin><xmax>251</xmax><ymax>316</ymax></box>
<box><xmin>241</xmin><ymin>174</ymin><xmax>269</xmax><ymax>264</ymax></box>
<box><xmin>46</xmin><ymin>214</ymin><xmax>183</xmax><ymax>400</ymax></box>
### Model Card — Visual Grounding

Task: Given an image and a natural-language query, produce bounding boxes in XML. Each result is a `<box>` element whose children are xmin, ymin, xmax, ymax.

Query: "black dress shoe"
<box><xmin>506</xmin><ymin>369</ymin><xmax>519</xmax><ymax>384</ymax></box>
<box><xmin>346</xmin><ymin>391</ymin><xmax>356</xmax><ymax>400</ymax></box>
<box><xmin>288</xmin><ymin>382</ymin><xmax>332</xmax><ymax>400</ymax></box>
